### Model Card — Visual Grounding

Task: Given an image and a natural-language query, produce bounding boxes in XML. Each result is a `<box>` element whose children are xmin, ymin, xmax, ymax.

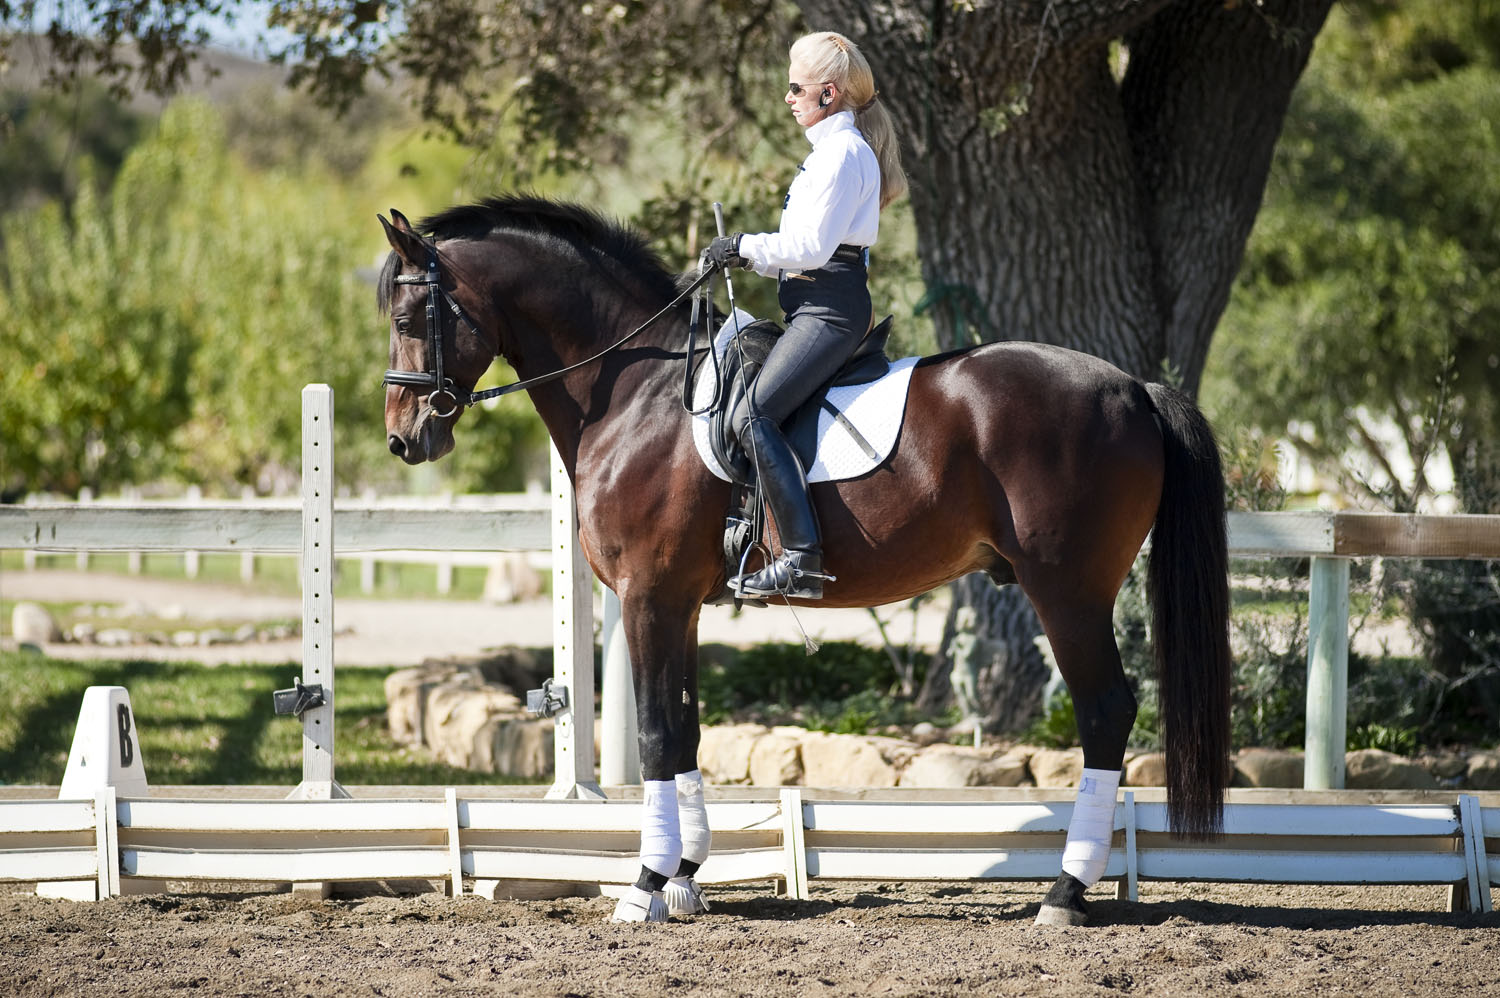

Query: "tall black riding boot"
<box><xmin>731</xmin><ymin>416</ymin><xmax>830</xmax><ymax>600</ymax></box>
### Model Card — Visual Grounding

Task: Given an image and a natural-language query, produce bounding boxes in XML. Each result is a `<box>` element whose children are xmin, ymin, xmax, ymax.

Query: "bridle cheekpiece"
<box><xmin>382</xmin><ymin>244</ymin><xmax>472</xmax><ymax>418</ymax></box>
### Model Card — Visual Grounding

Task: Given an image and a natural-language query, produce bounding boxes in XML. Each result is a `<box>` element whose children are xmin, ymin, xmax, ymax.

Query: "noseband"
<box><xmin>382</xmin><ymin>239</ymin><xmax>719</xmax><ymax>416</ymax></box>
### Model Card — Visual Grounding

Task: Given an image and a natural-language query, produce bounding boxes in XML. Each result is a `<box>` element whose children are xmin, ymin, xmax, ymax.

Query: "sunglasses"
<box><xmin>787</xmin><ymin>80</ymin><xmax>832</xmax><ymax>97</ymax></box>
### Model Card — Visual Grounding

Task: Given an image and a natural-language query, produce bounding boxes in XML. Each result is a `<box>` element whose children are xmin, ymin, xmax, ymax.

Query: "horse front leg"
<box><xmin>663</xmin><ymin>624</ymin><xmax>712</xmax><ymax>917</ymax></box>
<box><xmin>610</xmin><ymin>596</ymin><xmax>707</xmax><ymax>923</ymax></box>
<box><xmin>1030</xmin><ymin>604</ymin><xmax>1138</xmax><ymax>927</ymax></box>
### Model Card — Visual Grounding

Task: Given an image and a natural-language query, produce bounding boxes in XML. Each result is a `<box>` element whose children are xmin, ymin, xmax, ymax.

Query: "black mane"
<box><xmin>377</xmin><ymin>195</ymin><xmax>680</xmax><ymax>317</ymax></box>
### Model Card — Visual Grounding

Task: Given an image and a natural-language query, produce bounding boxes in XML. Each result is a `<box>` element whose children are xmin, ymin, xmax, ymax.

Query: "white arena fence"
<box><xmin>1</xmin><ymin>786</ymin><xmax>1494</xmax><ymax>911</ymax></box>
<box><xmin>3</xmin><ymin>384</ymin><xmax>1499</xmax><ymax>910</ymax></box>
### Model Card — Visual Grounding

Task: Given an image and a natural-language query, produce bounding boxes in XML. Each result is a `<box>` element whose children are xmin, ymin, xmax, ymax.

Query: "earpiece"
<box><xmin>819</xmin><ymin>89</ymin><xmax>832</xmax><ymax>108</ymax></box>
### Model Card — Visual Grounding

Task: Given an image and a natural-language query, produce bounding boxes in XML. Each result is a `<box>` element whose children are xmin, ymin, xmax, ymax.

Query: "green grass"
<box><xmin>0</xmin><ymin>650</ymin><xmax>542</xmax><ymax>786</ymax></box>
<box><xmin>2</xmin><ymin>551</ymin><xmax>493</xmax><ymax>601</ymax></box>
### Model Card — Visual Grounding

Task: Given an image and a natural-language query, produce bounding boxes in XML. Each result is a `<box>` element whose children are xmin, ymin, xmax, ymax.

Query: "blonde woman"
<box><xmin>709</xmin><ymin>30</ymin><xmax>907</xmax><ymax>600</ymax></box>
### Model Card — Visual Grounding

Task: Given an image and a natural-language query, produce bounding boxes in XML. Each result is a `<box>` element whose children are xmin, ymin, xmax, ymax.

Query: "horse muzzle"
<box><xmin>387</xmin><ymin>409</ymin><xmax>455</xmax><ymax>465</ymax></box>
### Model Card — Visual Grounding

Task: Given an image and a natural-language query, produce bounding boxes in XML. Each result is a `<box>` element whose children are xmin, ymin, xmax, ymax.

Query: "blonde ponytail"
<box><xmin>790</xmin><ymin>32</ymin><xmax>908</xmax><ymax>209</ymax></box>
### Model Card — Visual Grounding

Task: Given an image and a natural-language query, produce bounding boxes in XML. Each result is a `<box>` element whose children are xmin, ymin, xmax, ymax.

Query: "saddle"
<box><xmin>705</xmin><ymin>314</ymin><xmax>896</xmax><ymax>486</ymax></box>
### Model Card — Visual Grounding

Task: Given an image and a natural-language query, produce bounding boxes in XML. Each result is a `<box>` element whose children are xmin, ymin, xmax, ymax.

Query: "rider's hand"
<box><xmin>707</xmin><ymin>234</ymin><xmax>749</xmax><ymax>270</ymax></box>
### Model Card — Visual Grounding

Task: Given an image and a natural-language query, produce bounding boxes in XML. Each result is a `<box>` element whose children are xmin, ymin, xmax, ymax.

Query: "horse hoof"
<box><xmin>610</xmin><ymin>886</ymin><xmax>669</xmax><ymax>923</ymax></box>
<box><xmin>664</xmin><ymin>876</ymin><xmax>710</xmax><ymax>916</ymax></box>
<box><xmin>1035</xmin><ymin>903</ymin><xmax>1089</xmax><ymax>926</ymax></box>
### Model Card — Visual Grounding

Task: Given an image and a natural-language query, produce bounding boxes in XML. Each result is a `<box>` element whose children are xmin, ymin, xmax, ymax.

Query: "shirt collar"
<box><xmin>805</xmin><ymin>110</ymin><xmax>856</xmax><ymax>147</ymax></box>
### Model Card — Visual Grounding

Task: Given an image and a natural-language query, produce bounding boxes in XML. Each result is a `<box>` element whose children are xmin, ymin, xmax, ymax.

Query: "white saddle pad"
<box><xmin>690</xmin><ymin>309</ymin><xmax>920</xmax><ymax>483</ymax></box>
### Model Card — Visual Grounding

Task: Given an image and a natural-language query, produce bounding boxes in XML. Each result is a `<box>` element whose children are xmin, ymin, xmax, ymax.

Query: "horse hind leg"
<box><xmin>1029</xmin><ymin>601</ymin><xmax>1138</xmax><ymax>927</ymax></box>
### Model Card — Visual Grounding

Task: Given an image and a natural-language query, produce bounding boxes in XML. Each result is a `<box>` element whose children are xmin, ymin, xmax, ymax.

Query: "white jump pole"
<box><xmin>546</xmin><ymin>441</ymin><xmax>604</xmax><ymax>800</ymax></box>
<box><xmin>288</xmin><ymin>385</ymin><xmax>348</xmax><ymax>802</ymax></box>
<box><xmin>1304</xmin><ymin>555</ymin><xmax>1351</xmax><ymax>789</ymax></box>
<box><xmin>600</xmin><ymin>588</ymin><xmax>640</xmax><ymax>785</ymax></box>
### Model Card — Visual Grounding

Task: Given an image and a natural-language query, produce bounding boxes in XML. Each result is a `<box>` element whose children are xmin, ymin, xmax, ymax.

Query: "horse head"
<box><xmin>379</xmin><ymin>209</ymin><xmax>497</xmax><ymax>465</ymax></box>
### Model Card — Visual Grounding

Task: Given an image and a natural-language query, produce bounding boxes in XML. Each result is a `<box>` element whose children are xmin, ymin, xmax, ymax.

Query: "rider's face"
<box><xmin>786</xmin><ymin>58</ymin><xmax>834</xmax><ymax>129</ymax></box>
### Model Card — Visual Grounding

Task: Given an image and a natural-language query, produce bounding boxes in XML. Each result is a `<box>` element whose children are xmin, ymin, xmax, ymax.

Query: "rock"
<box><xmin>899</xmin><ymin>745</ymin><xmax>1029</xmax><ymax>788</ymax></box>
<box><xmin>1465</xmin><ymin>751</ymin><xmax>1500</xmax><ymax>790</ymax></box>
<box><xmin>172</xmin><ymin>630</ymin><xmax>200</xmax><ymax>647</ymax></box>
<box><xmin>798</xmin><ymin>731</ymin><xmax>902</xmax><ymax>787</ymax></box>
<box><xmin>1234</xmin><ymin>748</ymin><xmax>1306</xmax><ymax>788</ymax></box>
<box><xmin>483</xmin><ymin>553</ymin><xmax>543</xmax><ymax>604</ymax></box>
<box><xmin>233</xmin><ymin>624</ymin><xmax>258</xmax><ymax>643</ymax></box>
<box><xmin>197</xmin><ymin>629</ymin><xmax>232</xmax><ymax>646</ymax></box>
<box><xmin>486</xmin><ymin>717</ymin><xmax>554</xmax><ymax>780</ymax></box>
<box><xmin>748</xmin><ymin>733</ymin><xmax>803</xmax><ymax>786</ymax></box>
<box><xmin>385</xmin><ymin>666</ymin><xmax>457</xmax><ymax>746</ymax></box>
<box><xmin>1124</xmin><ymin>752</ymin><xmax>1167</xmax><ymax>787</ymax></box>
<box><xmin>1344</xmin><ymin>748</ymin><xmax>1439</xmax><ymax>790</ymax></box>
<box><xmin>11</xmin><ymin>602</ymin><xmax>62</xmax><ymax>644</ymax></box>
<box><xmin>69</xmin><ymin>622</ymin><xmax>96</xmax><ymax>644</ymax></box>
<box><xmin>94</xmin><ymin>628</ymin><xmax>136</xmax><ymax>647</ymax></box>
<box><xmin>1029</xmin><ymin>747</ymin><xmax>1085</xmax><ymax>787</ymax></box>
<box><xmin>697</xmin><ymin>724</ymin><xmax>767</xmax><ymax>784</ymax></box>
<box><xmin>423</xmin><ymin>683</ymin><xmax>527</xmax><ymax>772</ymax></box>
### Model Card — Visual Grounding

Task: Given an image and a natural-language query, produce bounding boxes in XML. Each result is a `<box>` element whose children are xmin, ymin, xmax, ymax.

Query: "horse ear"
<box><xmin>379</xmin><ymin>212</ymin><xmax>426</xmax><ymax>269</ymax></box>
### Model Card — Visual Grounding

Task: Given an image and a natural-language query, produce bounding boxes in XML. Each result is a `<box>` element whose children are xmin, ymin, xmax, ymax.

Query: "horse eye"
<box><xmin>395</xmin><ymin>317</ymin><xmax>413</xmax><ymax>336</ymax></box>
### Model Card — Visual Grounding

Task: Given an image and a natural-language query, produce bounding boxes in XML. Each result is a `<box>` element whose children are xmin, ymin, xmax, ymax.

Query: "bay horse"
<box><xmin>378</xmin><ymin>195</ymin><xmax>1231</xmax><ymax>926</ymax></box>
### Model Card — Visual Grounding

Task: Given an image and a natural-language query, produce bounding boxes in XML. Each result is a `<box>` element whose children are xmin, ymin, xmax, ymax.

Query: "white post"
<box><xmin>183</xmin><ymin>485</ymin><xmax>201</xmax><ymax>579</ymax></box>
<box><xmin>546</xmin><ymin>441</ymin><xmax>603</xmax><ymax>800</ymax></box>
<box><xmin>600</xmin><ymin>587</ymin><xmax>640</xmax><ymax>785</ymax></box>
<box><xmin>239</xmin><ymin>486</ymin><xmax>257</xmax><ymax>583</ymax></box>
<box><xmin>1304</xmin><ymin>555</ymin><xmax>1350</xmax><ymax>789</ymax></box>
<box><xmin>75</xmin><ymin>487</ymin><xmax>92</xmax><ymax>571</ymax></box>
<box><xmin>288</xmin><ymin>385</ymin><xmax>348</xmax><ymax>802</ymax></box>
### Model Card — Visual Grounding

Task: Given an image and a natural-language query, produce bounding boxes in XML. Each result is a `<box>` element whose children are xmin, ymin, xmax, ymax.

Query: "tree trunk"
<box><xmin>804</xmin><ymin>0</ymin><xmax>1332</xmax><ymax>731</ymax></box>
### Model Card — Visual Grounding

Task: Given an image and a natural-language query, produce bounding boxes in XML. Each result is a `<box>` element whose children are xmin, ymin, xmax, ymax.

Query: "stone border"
<box><xmin>385</xmin><ymin>663</ymin><xmax>1500</xmax><ymax>790</ymax></box>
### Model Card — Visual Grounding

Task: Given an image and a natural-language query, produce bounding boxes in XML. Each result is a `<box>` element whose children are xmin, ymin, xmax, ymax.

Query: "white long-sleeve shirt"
<box><xmin>738</xmin><ymin>111</ymin><xmax>880</xmax><ymax>278</ymax></box>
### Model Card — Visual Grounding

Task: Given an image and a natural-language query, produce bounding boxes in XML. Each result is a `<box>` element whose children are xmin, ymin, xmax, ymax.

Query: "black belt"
<box><xmin>830</xmin><ymin>244</ymin><xmax>868</xmax><ymax>264</ymax></box>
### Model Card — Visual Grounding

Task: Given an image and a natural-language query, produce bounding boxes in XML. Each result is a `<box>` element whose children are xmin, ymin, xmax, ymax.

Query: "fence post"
<box><xmin>239</xmin><ymin>486</ymin><xmax>257</xmax><ymax>583</ymax></box>
<box><xmin>288</xmin><ymin>385</ymin><xmax>347</xmax><ymax>802</ymax></box>
<box><xmin>75</xmin><ymin>488</ymin><xmax>92</xmax><ymax>571</ymax></box>
<box><xmin>1304</xmin><ymin>555</ymin><xmax>1351</xmax><ymax>789</ymax></box>
<box><xmin>600</xmin><ymin>587</ymin><xmax>640</xmax><ymax>786</ymax></box>
<box><xmin>546</xmin><ymin>442</ymin><xmax>603</xmax><ymax>800</ymax></box>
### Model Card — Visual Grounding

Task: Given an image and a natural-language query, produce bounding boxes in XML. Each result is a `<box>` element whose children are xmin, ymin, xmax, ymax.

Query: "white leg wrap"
<box><xmin>638</xmin><ymin>780</ymin><xmax>682</xmax><ymax>879</ymax></box>
<box><xmin>1060</xmin><ymin>767</ymin><xmax>1121</xmax><ymax>888</ymax></box>
<box><xmin>676</xmin><ymin>769</ymin><xmax>712</xmax><ymax>866</ymax></box>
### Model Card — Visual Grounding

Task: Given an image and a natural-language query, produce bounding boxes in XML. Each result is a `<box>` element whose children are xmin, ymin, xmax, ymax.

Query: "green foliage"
<box><xmin>0</xmin><ymin>99</ymin><xmax>400</xmax><ymax>495</ymax></box>
<box><xmin>698</xmin><ymin>640</ymin><xmax>935</xmax><ymax>733</ymax></box>
<box><xmin>1023</xmin><ymin>689</ymin><xmax>1077</xmax><ymax>749</ymax></box>
<box><xmin>1207</xmin><ymin>5</ymin><xmax>1500</xmax><ymax>514</ymax></box>
<box><xmin>1347</xmin><ymin>722</ymin><xmax>1418</xmax><ymax>756</ymax></box>
<box><xmin>0</xmin><ymin>651</ymin><xmax>535</xmax><ymax>785</ymax></box>
<box><xmin>0</xmin><ymin>80</ymin><xmax>148</xmax><ymax>215</ymax></box>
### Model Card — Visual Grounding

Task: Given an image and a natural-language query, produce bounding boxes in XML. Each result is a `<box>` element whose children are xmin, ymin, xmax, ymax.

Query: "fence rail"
<box><xmin>9</xmin><ymin>504</ymin><xmax>1500</xmax><ymax>559</ymax></box>
<box><xmin>1</xmin><ymin>787</ymin><xmax>1493</xmax><ymax>911</ymax></box>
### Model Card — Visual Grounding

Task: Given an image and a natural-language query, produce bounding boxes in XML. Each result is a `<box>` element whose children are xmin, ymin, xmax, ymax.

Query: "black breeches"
<box><xmin>732</xmin><ymin>258</ymin><xmax>872</xmax><ymax>438</ymax></box>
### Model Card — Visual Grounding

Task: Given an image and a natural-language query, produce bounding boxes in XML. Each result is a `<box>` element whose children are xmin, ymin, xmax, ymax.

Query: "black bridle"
<box><xmin>382</xmin><ymin>241</ymin><xmax>719</xmax><ymax>417</ymax></box>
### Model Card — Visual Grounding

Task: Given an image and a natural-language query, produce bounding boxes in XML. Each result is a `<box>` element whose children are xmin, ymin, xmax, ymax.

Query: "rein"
<box><xmin>383</xmin><ymin>242</ymin><xmax>719</xmax><ymax>417</ymax></box>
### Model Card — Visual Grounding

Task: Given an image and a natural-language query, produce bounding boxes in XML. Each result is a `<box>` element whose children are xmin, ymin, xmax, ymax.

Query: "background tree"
<box><xmin>1206</xmin><ymin>0</ymin><xmax>1500</xmax><ymax>738</ymax></box>
<box><xmin>5</xmin><ymin>0</ymin><xmax>1338</xmax><ymax>732</ymax></box>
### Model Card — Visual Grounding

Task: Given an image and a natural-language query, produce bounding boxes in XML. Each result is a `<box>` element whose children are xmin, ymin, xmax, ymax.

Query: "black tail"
<box><xmin>1144</xmin><ymin>382</ymin><xmax>1231</xmax><ymax>839</ymax></box>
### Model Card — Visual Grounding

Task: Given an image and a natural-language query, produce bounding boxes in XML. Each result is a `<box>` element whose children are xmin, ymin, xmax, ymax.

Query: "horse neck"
<box><xmin>480</xmin><ymin>234</ymin><xmax>685</xmax><ymax>472</ymax></box>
